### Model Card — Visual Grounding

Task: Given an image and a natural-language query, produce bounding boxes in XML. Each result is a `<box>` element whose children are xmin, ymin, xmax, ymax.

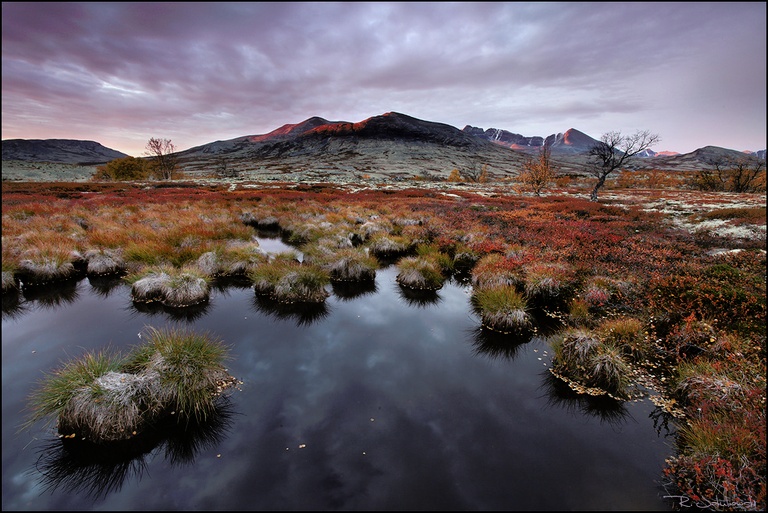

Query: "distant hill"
<box><xmin>1</xmin><ymin>139</ymin><xmax>128</xmax><ymax>164</ymax></box>
<box><xmin>463</xmin><ymin>126</ymin><xmax>600</xmax><ymax>155</ymax></box>
<box><xmin>177</xmin><ymin>112</ymin><xmax>532</xmax><ymax>180</ymax></box>
<box><xmin>3</xmin><ymin>114</ymin><xmax>764</xmax><ymax>181</ymax></box>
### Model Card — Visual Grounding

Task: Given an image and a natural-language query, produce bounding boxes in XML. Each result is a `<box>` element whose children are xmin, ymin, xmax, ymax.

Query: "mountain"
<box><xmin>3</xmin><ymin>114</ymin><xmax>764</xmax><ymax>181</ymax></box>
<box><xmin>183</xmin><ymin>112</ymin><xmax>495</xmax><ymax>158</ymax></box>
<box><xmin>463</xmin><ymin>126</ymin><xmax>600</xmax><ymax>154</ymax></box>
<box><xmin>1</xmin><ymin>139</ymin><xmax>129</xmax><ymax>164</ymax></box>
<box><xmin>646</xmin><ymin>145</ymin><xmax>763</xmax><ymax>171</ymax></box>
<box><xmin>177</xmin><ymin>112</ymin><xmax>531</xmax><ymax>180</ymax></box>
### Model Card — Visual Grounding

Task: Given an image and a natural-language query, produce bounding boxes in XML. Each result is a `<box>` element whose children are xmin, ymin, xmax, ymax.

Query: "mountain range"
<box><xmin>1</xmin><ymin>139</ymin><xmax>129</xmax><ymax>164</ymax></box>
<box><xmin>2</xmin><ymin>112</ymin><xmax>764</xmax><ymax>180</ymax></box>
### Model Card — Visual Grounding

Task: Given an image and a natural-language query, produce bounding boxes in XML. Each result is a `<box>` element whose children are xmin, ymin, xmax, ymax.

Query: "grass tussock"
<box><xmin>471</xmin><ymin>253</ymin><xmax>525</xmax><ymax>289</ymax></box>
<box><xmin>25</xmin><ymin>327</ymin><xmax>237</xmax><ymax>443</ymax></box>
<box><xmin>325</xmin><ymin>248</ymin><xmax>378</xmax><ymax>282</ymax></box>
<box><xmin>550</xmin><ymin>328</ymin><xmax>632</xmax><ymax>400</ymax></box>
<box><xmin>3</xmin><ymin>181</ymin><xmax>765</xmax><ymax>510</ymax></box>
<box><xmin>471</xmin><ymin>285</ymin><xmax>531</xmax><ymax>333</ymax></box>
<box><xmin>250</xmin><ymin>260</ymin><xmax>330</xmax><ymax>303</ymax></box>
<box><xmin>395</xmin><ymin>256</ymin><xmax>445</xmax><ymax>290</ymax></box>
<box><xmin>83</xmin><ymin>248</ymin><xmax>126</xmax><ymax>276</ymax></box>
<box><xmin>127</xmin><ymin>266</ymin><xmax>210</xmax><ymax>307</ymax></box>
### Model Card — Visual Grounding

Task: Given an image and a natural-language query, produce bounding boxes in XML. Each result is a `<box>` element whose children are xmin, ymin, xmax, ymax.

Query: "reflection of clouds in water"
<box><xmin>2</xmin><ymin>263</ymin><xmax>672</xmax><ymax>510</ymax></box>
<box><xmin>10</xmin><ymin>472</ymin><xmax>46</xmax><ymax>507</ymax></box>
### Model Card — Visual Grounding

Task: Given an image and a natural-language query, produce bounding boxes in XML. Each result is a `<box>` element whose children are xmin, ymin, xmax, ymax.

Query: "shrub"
<box><xmin>93</xmin><ymin>157</ymin><xmax>150</xmax><ymax>181</ymax></box>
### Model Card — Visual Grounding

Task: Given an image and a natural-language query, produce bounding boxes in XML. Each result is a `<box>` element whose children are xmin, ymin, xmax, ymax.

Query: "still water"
<box><xmin>2</xmin><ymin>250</ymin><xmax>675</xmax><ymax>510</ymax></box>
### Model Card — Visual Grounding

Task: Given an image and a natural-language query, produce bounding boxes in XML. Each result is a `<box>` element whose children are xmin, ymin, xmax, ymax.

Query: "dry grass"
<box><xmin>3</xmin><ymin>180</ymin><xmax>765</xmax><ymax>510</ymax></box>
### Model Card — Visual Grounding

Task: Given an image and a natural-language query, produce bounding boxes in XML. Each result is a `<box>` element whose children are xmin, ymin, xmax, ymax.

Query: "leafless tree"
<box><xmin>145</xmin><ymin>137</ymin><xmax>178</xmax><ymax>180</ymax></box>
<box><xmin>697</xmin><ymin>156</ymin><xmax>766</xmax><ymax>193</ymax></box>
<box><xmin>517</xmin><ymin>145</ymin><xmax>557</xmax><ymax>196</ymax></box>
<box><xmin>462</xmin><ymin>162</ymin><xmax>489</xmax><ymax>183</ymax></box>
<box><xmin>587</xmin><ymin>130</ymin><xmax>660</xmax><ymax>201</ymax></box>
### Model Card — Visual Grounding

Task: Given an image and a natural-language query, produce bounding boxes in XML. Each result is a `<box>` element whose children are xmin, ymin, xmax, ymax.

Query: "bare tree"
<box><xmin>697</xmin><ymin>156</ymin><xmax>766</xmax><ymax>193</ymax></box>
<box><xmin>145</xmin><ymin>137</ymin><xmax>178</xmax><ymax>180</ymax></box>
<box><xmin>517</xmin><ymin>145</ymin><xmax>557</xmax><ymax>196</ymax></box>
<box><xmin>587</xmin><ymin>130</ymin><xmax>660</xmax><ymax>201</ymax></box>
<box><xmin>462</xmin><ymin>162</ymin><xmax>489</xmax><ymax>183</ymax></box>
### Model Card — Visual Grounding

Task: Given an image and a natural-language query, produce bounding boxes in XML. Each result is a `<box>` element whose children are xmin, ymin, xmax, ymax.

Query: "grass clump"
<box><xmin>471</xmin><ymin>253</ymin><xmax>525</xmax><ymax>289</ymax></box>
<box><xmin>325</xmin><ymin>248</ymin><xmax>378</xmax><ymax>283</ymax></box>
<box><xmin>25</xmin><ymin>327</ymin><xmax>238</xmax><ymax>443</ymax></box>
<box><xmin>25</xmin><ymin>350</ymin><xmax>125</xmax><ymax>434</ymax></box>
<box><xmin>250</xmin><ymin>260</ymin><xmax>330</xmax><ymax>303</ymax></box>
<box><xmin>123</xmin><ymin>327</ymin><xmax>235</xmax><ymax>423</ymax></box>
<box><xmin>127</xmin><ymin>266</ymin><xmax>210</xmax><ymax>307</ymax></box>
<box><xmin>471</xmin><ymin>285</ymin><xmax>531</xmax><ymax>333</ymax></box>
<box><xmin>550</xmin><ymin>328</ymin><xmax>632</xmax><ymax>399</ymax></box>
<box><xmin>523</xmin><ymin>261</ymin><xmax>573</xmax><ymax>304</ymax></box>
<box><xmin>396</xmin><ymin>256</ymin><xmax>445</xmax><ymax>290</ymax></box>
<box><xmin>83</xmin><ymin>248</ymin><xmax>126</xmax><ymax>277</ymax></box>
<box><xmin>367</xmin><ymin>234</ymin><xmax>411</xmax><ymax>259</ymax></box>
<box><xmin>16</xmin><ymin>250</ymin><xmax>81</xmax><ymax>287</ymax></box>
<box><xmin>196</xmin><ymin>241</ymin><xmax>268</xmax><ymax>279</ymax></box>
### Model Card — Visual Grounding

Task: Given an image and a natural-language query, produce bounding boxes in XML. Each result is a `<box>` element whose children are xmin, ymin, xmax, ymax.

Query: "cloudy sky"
<box><xmin>2</xmin><ymin>2</ymin><xmax>765</xmax><ymax>157</ymax></box>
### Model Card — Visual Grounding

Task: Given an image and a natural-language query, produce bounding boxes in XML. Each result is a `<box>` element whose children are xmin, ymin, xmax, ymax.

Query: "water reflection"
<box><xmin>649</xmin><ymin>404</ymin><xmax>678</xmax><ymax>438</ymax></box>
<box><xmin>330</xmin><ymin>279</ymin><xmax>378</xmax><ymax>301</ymax></box>
<box><xmin>34</xmin><ymin>399</ymin><xmax>237</xmax><ymax>501</ymax></box>
<box><xmin>2</xmin><ymin>266</ymin><xmax>673</xmax><ymax>511</ymax></box>
<box><xmin>395</xmin><ymin>284</ymin><xmax>442</xmax><ymax>307</ymax></box>
<box><xmin>468</xmin><ymin>325</ymin><xmax>533</xmax><ymax>360</ymax></box>
<box><xmin>86</xmin><ymin>275</ymin><xmax>126</xmax><ymax>298</ymax></box>
<box><xmin>20</xmin><ymin>280</ymin><xmax>81</xmax><ymax>309</ymax></box>
<box><xmin>129</xmin><ymin>300</ymin><xmax>212</xmax><ymax>322</ymax></box>
<box><xmin>540</xmin><ymin>370</ymin><xmax>631</xmax><ymax>426</ymax></box>
<box><xmin>251</xmin><ymin>295</ymin><xmax>331</xmax><ymax>327</ymax></box>
<box><xmin>2</xmin><ymin>291</ymin><xmax>28</xmax><ymax>320</ymax></box>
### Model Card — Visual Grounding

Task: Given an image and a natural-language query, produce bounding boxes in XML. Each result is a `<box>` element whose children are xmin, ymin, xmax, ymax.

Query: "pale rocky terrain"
<box><xmin>2</xmin><ymin>160</ymin><xmax>98</xmax><ymax>182</ymax></box>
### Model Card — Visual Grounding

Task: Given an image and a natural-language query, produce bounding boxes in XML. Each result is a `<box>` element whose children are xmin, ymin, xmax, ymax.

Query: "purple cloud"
<box><xmin>2</xmin><ymin>2</ymin><xmax>765</xmax><ymax>156</ymax></box>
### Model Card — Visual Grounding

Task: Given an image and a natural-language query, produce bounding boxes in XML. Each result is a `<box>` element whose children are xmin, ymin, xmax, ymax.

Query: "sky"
<box><xmin>2</xmin><ymin>2</ymin><xmax>766</xmax><ymax>157</ymax></box>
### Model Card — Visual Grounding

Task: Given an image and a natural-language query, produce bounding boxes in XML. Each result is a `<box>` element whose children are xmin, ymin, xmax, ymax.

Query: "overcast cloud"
<box><xmin>2</xmin><ymin>2</ymin><xmax>765</xmax><ymax>156</ymax></box>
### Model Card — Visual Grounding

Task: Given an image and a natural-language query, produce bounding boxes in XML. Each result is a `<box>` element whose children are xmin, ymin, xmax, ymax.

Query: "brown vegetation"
<box><xmin>2</xmin><ymin>178</ymin><xmax>765</xmax><ymax>510</ymax></box>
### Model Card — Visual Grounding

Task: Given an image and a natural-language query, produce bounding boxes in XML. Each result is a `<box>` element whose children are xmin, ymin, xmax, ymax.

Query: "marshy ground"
<box><xmin>2</xmin><ymin>177</ymin><xmax>765</xmax><ymax>510</ymax></box>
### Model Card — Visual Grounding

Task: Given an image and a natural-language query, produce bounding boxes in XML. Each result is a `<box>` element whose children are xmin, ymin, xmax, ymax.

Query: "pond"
<box><xmin>2</xmin><ymin>240</ymin><xmax>676</xmax><ymax>510</ymax></box>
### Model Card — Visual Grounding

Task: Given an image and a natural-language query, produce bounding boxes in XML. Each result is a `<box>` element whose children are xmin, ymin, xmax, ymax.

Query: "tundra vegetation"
<box><xmin>2</xmin><ymin>177</ymin><xmax>765</xmax><ymax>510</ymax></box>
<box><xmin>24</xmin><ymin>326</ymin><xmax>239</xmax><ymax>443</ymax></box>
<box><xmin>587</xmin><ymin>130</ymin><xmax>661</xmax><ymax>201</ymax></box>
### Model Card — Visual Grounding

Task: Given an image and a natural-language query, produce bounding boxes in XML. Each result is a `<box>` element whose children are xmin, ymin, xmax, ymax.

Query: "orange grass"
<box><xmin>2</xmin><ymin>181</ymin><xmax>765</xmax><ymax>509</ymax></box>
